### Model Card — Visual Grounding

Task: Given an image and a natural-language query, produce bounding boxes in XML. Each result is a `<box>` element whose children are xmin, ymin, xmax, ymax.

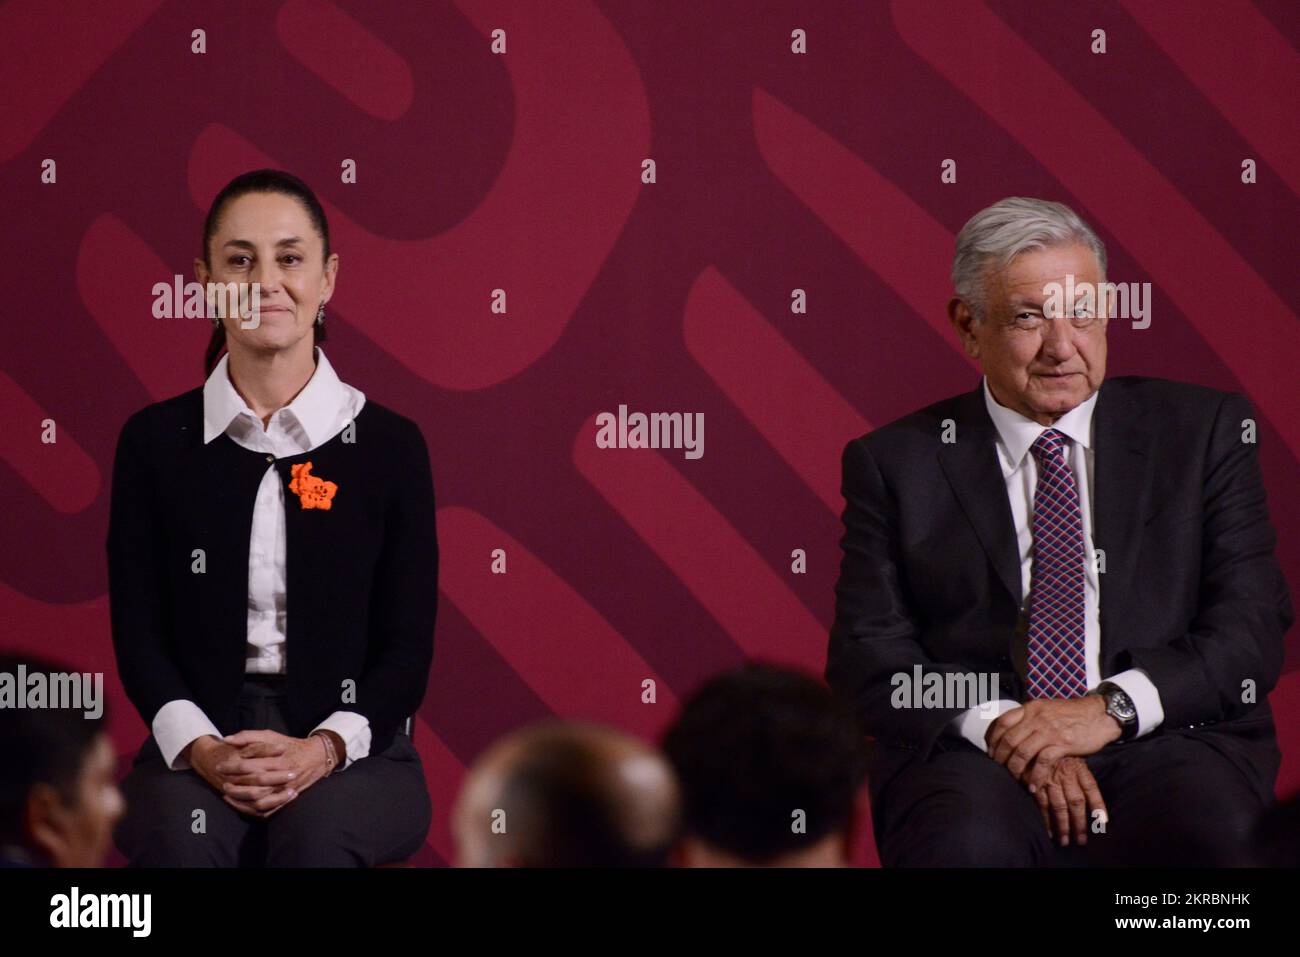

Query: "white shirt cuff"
<box><xmin>311</xmin><ymin>711</ymin><xmax>371</xmax><ymax>770</ymax></box>
<box><xmin>948</xmin><ymin>699</ymin><xmax>1022</xmax><ymax>754</ymax></box>
<box><xmin>152</xmin><ymin>700</ymin><xmax>223</xmax><ymax>770</ymax></box>
<box><xmin>1101</xmin><ymin>668</ymin><xmax>1164</xmax><ymax>737</ymax></box>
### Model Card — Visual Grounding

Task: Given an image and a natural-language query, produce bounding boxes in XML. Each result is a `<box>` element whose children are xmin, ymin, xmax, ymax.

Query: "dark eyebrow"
<box><xmin>222</xmin><ymin>237</ymin><xmax>305</xmax><ymax>250</ymax></box>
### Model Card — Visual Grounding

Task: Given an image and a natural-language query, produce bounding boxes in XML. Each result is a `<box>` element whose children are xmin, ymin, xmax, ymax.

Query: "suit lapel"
<box><xmin>1092</xmin><ymin>380</ymin><xmax>1154</xmax><ymax>663</ymax></box>
<box><xmin>939</xmin><ymin>383</ymin><xmax>1022</xmax><ymax>606</ymax></box>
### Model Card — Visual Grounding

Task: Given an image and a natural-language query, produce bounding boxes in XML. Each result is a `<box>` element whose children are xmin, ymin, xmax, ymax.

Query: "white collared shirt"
<box><xmin>949</xmin><ymin>377</ymin><xmax>1165</xmax><ymax>752</ymax></box>
<box><xmin>151</xmin><ymin>347</ymin><xmax>372</xmax><ymax>771</ymax></box>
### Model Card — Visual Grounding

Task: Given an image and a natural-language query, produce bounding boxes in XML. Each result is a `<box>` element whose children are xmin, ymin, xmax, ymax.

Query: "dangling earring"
<box><xmin>315</xmin><ymin>303</ymin><xmax>326</xmax><ymax>326</ymax></box>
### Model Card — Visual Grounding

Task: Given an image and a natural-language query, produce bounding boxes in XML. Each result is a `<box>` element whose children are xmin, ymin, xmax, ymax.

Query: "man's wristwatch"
<box><xmin>1093</xmin><ymin>681</ymin><xmax>1138</xmax><ymax>742</ymax></box>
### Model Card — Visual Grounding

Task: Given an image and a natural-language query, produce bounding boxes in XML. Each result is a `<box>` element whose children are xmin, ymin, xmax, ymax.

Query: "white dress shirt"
<box><xmin>948</xmin><ymin>377</ymin><xmax>1165</xmax><ymax>753</ymax></box>
<box><xmin>151</xmin><ymin>347</ymin><xmax>373</xmax><ymax>771</ymax></box>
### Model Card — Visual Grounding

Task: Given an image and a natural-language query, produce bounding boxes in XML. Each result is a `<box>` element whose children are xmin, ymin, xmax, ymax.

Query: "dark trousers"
<box><xmin>114</xmin><ymin>676</ymin><xmax>432</xmax><ymax>867</ymax></box>
<box><xmin>872</xmin><ymin>727</ymin><xmax>1277</xmax><ymax>867</ymax></box>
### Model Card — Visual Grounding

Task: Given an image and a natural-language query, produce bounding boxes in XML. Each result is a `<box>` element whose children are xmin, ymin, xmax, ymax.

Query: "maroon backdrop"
<box><xmin>1</xmin><ymin>0</ymin><xmax>1297</xmax><ymax>866</ymax></box>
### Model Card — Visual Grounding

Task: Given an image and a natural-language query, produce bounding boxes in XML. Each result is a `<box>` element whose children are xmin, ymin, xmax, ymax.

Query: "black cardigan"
<box><xmin>106</xmin><ymin>387</ymin><xmax>438</xmax><ymax>758</ymax></box>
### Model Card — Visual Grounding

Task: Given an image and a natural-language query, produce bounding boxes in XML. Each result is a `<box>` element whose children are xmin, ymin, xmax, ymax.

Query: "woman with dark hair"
<box><xmin>108</xmin><ymin>169</ymin><xmax>437</xmax><ymax>866</ymax></box>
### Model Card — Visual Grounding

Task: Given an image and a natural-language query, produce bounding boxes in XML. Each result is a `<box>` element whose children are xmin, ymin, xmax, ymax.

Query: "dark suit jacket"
<box><xmin>106</xmin><ymin>388</ymin><xmax>438</xmax><ymax>758</ymax></box>
<box><xmin>826</xmin><ymin>376</ymin><xmax>1292</xmax><ymax>803</ymax></box>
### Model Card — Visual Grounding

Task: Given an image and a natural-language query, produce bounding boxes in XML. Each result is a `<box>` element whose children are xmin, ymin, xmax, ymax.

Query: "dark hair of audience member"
<box><xmin>662</xmin><ymin>663</ymin><xmax>868</xmax><ymax>863</ymax></box>
<box><xmin>0</xmin><ymin>653</ymin><xmax>110</xmax><ymax>847</ymax></box>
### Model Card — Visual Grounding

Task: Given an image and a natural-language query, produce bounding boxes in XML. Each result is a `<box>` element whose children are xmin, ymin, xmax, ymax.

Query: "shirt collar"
<box><xmin>203</xmin><ymin>347</ymin><xmax>349</xmax><ymax>447</ymax></box>
<box><xmin>982</xmin><ymin>375</ymin><xmax>1097</xmax><ymax>469</ymax></box>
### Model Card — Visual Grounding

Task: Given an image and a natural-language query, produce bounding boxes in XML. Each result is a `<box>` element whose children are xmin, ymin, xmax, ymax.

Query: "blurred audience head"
<box><xmin>663</xmin><ymin>663</ymin><xmax>868</xmax><ymax>867</ymax></box>
<box><xmin>0</xmin><ymin>653</ymin><xmax>124</xmax><ymax>867</ymax></box>
<box><xmin>452</xmin><ymin>719</ymin><xmax>680</xmax><ymax>867</ymax></box>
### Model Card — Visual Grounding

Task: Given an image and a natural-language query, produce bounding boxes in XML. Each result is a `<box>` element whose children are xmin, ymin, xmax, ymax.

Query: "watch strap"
<box><xmin>1096</xmin><ymin>681</ymin><xmax>1137</xmax><ymax>741</ymax></box>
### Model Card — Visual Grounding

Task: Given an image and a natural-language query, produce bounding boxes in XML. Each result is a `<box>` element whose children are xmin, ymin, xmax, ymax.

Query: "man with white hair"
<box><xmin>827</xmin><ymin>197</ymin><xmax>1292</xmax><ymax>866</ymax></box>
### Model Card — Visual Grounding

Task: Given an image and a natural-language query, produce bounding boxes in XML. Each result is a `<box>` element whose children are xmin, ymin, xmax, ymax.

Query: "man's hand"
<box><xmin>986</xmin><ymin>696</ymin><xmax>1121</xmax><ymax>784</ymax></box>
<box><xmin>1033</xmin><ymin>756</ymin><xmax>1108</xmax><ymax>847</ymax></box>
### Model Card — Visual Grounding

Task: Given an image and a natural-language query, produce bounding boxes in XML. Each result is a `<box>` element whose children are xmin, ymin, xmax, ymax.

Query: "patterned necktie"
<box><xmin>1025</xmin><ymin>428</ymin><xmax>1088</xmax><ymax>699</ymax></box>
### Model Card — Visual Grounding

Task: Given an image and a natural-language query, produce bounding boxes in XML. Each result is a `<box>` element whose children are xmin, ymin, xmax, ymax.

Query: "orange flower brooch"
<box><xmin>288</xmin><ymin>461</ymin><xmax>338</xmax><ymax>510</ymax></box>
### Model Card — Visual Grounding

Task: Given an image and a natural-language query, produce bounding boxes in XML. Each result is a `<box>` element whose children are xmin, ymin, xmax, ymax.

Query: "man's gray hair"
<box><xmin>951</xmin><ymin>197</ymin><xmax>1107</xmax><ymax>320</ymax></box>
